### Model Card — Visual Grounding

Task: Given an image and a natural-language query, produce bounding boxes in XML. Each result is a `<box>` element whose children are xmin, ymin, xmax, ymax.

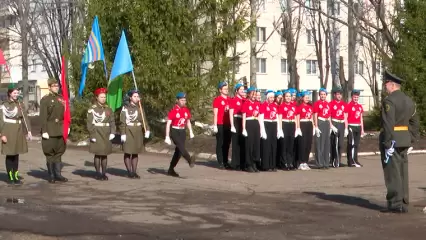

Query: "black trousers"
<box><xmin>315</xmin><ymin>119</ymin><xmax>330</xmax><ymax>168</ymax></box>
<box><xmin>280</xmin><ymin>122</ymin><xmax>295</xmax><ymax>167</ymax></box>
<box><xmin>245</xmin><ymin>119</ymin><xmax>260</xmax><ymax>168</ymax></box>
<box><xmin>330</xmin><ymin>120</ymin><xmax>345</xmax><ymax>167</ymax></box>
<box><xmin>347</xmin><ymin>125</ymin><xmax>361</xmax><ymax>165</ymax></box>
<box><xmin>261</xmin><ymin>122</ymin><xmax>277</xmax><ymax>170</ymax></box>
<box><xmin>5</xmin><ymin>155</ymin><xmax>19</xmax><ymax>180</ymax></box>
<box><xmin>298</xmin><ymin>122</ymin><xmax>313</xmax><ymax>164</ymax></box>
<box><xmin>216</xmin><ymin>125</ymin><xmax>232</xmax><ymax>165</ymax></box>
<box><xmin>169</xmin><ymin>128</ymin><xmax>191</xmax><ymax>170</ymax></box>
<box><xmin>231</xmin><ymin>117</ymin><xmax>245</xmax><ymax>169</ymax></box>
<box><xmin>294</xmin><ymin>136</ymin><xmax>300</xmax><ymax>167</ymax></box>
<box><xmin>276</xmin><ymin>137</ymin><xmax>283</xmax><ymax>168</ymax></box>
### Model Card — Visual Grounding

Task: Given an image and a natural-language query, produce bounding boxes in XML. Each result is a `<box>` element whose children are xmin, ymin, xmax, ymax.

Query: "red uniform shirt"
<box><xmin>345</xmin><ymin>101</ymin><xmax>363</xmax><ymax>124</ymax></box>
<box><xmin>213</xmin><ymin>95</ymin><xmax>230</xmax><ymax>125</ymax></box>
<box><xmin>230</xmin><ymin>96</ymin><xmax>244</xmax><ymax>116</ymax></box>
<box><xmin>297</xmin><ymin>103</ymin><xmax>313</xmax><ymax>120</ymax></box>
<box><xmin>167</xmin><ymin>105</ymin><xmax>191</xmax><ymax>128</ymax></box>
<box><xmin>313</xmin><ymin>100</ymin><xmax>331</xmax><ymax>119</ymax></box>
<box><xmin>329</xmin><ymin>100</ymin><xmax>346</xmax><ymax>120</ymax></box>
<box><xmin>242</xmin><ymin>100</ymin><xmax>260</xmax><ymax>118</ymax></box>
<box><xmin>260</xmin><ymin>102</ymin><xmax>278</xmax><ymax>121</ymax></box>
<box><xmin>290</xmin><ymin>100</ymin><xmax>296</xmax><ymax>106</ymax></box>
<box><xmin>279</xmin><ymin>102</ymin><xmax>297</xmax><ymax>120</ymax></box>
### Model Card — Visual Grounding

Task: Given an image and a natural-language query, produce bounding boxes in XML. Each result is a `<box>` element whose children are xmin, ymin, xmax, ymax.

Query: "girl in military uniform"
<box><xmin>0</xmin><ymin>85</ymin><xmax>32</xmax><ymax>185</ymax></box>
<box><xmin>119</xmin><ymin>89</ymin><xmax>150</xmax><ymax>179</ymax></box>
<box><xmin>87</xmin><ymin>88</ymin><xmax>116</xmax><ymax>180</ymax></box>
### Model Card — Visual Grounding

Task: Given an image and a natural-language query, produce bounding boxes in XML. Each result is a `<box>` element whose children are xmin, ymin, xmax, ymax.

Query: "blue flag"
<box><xmin>109</xmin><ymin>31</ymin><xmax>134</xmax><ymax>81</ymax></box>
<box><xmin>78</xmin><ymin>16</ymin><xmax>107</xmax><ymax>96</ymax></box>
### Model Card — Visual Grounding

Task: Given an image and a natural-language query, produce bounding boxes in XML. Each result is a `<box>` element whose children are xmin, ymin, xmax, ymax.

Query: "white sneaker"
<box><xmin>354</xmin><ymin>163</ymin><xmax>361</xmax><ymax>168</ymax></box>
<box><xmin>298</xmin><ymin>164</ymin><xmax>303</xmax><ymax>170</ymax></box>
<box><xmin>304</xmin><ymin>163</ymin><xmax>311</xmax><ymax>170</ymax></box>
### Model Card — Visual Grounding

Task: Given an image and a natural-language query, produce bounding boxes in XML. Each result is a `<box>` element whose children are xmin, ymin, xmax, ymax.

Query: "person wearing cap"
<box><xmin>274</xmin><ymin>90</ymin><xmax>284</xmax><ymax>167</ymax></box>
<box><xmin>0</xmin><ymin>84</ymin><xmax>32</xmax><ymax>185</ymax></box>
<box><xmin>241</xmin><ymin>87</ymin><xmax>261</xmax><ymax>172</ymax></box>
<box><xmin>313</xmin><ymin>88</ymin><xmax>331</xmax><ymax>169</ymax></box>
<box><xmin>164</xmin><ymin>92</ymin><xmax>196</xmax><ymax>177</ymax></box>
<box><xmin>255</xmin><ymin>89</ymin><xmax>262</xmax><ymax>102</ymax></box>
<box><xmin>87</xmin><ymin>88</ymin><xmax>116</xmax><ymax>180</ymax></box>
<box><xmin>212</xmin><ymin>82</ymin><xmax>232</xmax><ymax>169</ymax></box>
<box><xmin>119</xmin><ymin>89</ymin><xmax>151</xmax><ymax>179</ymax></box>
<box><xmin>229</xmin><ymin>83</ymin><xmax>246</xmax><ymax>170</ymax></box>
<box><xmin>344</xmin><ymin>89</ymin><xmax>364</xmax><ymax>167</ymax></box>
<box><xmin>289</xmin><ymin>88</ymin><xmax>297</xmax><ymax>105</ymax></box>
<box><xmin>379</xmin><ymin>70</ymin><xmax>419</xmax><ymax>213</ymax></box>
<box><xmin>295</xmin><ymin>91</ymin><xmax>313</xmax><ymax>170</ymax></box>
<box><xmin>40</xmin><ymin>78</ymin><xmax>68</xmax><ymax>183</ymax></box>
<box><xmin>275</xmin><ymin>91</ymin><xmax>283</xmax><ymax>105</ymax></box>
<box><xmin>329</xmin><ymin>87</ymin><xmax>348</xmax><ymax>168</ymax></box>
<box><xmin>277</xmin><ymin>89</ymin><xmax>297</xmax><ymax>170</ymax></box>
<box><xmin>259</xmin><ymin>90</ymin><xmax>280</xmax><ymax>171</ymax></box>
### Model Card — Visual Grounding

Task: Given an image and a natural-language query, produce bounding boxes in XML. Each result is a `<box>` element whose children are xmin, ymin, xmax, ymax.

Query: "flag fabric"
<box><xmin>107</xmin><ymin>30</ymin><xmax>134</xmax><ymax>111</ymax></box>
<box><xmin>78</xmin><ymin>16</ymin><xmax>107</xmax><ymax>96</ymax></box>
<box><xmin>61</xmin><ymin>55</ymin><xmax>71</xmax><ymax>142</ymax></box>
<box><xmin>0</xmin><ymin>48</ymin><xmax>12</xmax><ymax>78</ymax></box>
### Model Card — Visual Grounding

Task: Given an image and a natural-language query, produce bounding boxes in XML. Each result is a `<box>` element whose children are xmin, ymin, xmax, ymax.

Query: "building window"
<box><xmin>357</xmin><ymin>35</ymin><xmax>363</xmax><ymax>46</ymax></box>
<box><xmin>29</xmin><ymin>86</ymin><xmax>35</xmax><ymax>93</ymax></box>
<box><xmin>306</xmin><ymin>60</ymin><xmax>317</xmax><ymax>75</ymax></box>
<box><xmin>358</xmin><ymin>96</ymin><xmax>364</xmax><ymax>104</ymax></box>
<box><xmin>336</xmin><ymin>31</ymin><xmax>341</xmax><ymax>44</ymax></box>
<box><xmin>42</xmin><ymin>64</ymin><xmax>46</xmax><ymax>72</ymax></box>
<box><xmin>281</xmin><ymin>58</ymin><xmax>288</xmax><ymax>74</ymax></box>
<box><xmin>355</xmin><ymin>61</ymin><xmax>364</xmax><ymax>75</ymax></box>
<box><xmin>229</xmin><ymin>56</ymin><xmax>240</xmax><ymax>74</ymax></box>
<box><xmin>280</xmin><ymin>28</ymin><xmax>286</xmax><ymax>43</ymax></box>
<box><xmin>257</xmin><ymin>27</ymin><xmax>266</xmax><ymax>42</ymax></box>
<box><xmin>31</xmin><ymin>59</ymin><xmax>37</xmax><ymax>72</ymax></box>
<box><xmin>307</xmin><ymin>29</ymin><xmax>314</xmax><ymax>45</ymax></box>
<box><xmin>375</xmin><ymin>61</ymin><xmax>381</xmax><ymax>74</ymax></box>
<box><xmin>256</xmin><ymin>58</ymin><xmax>266</xmax><ymax>73</ymax></box>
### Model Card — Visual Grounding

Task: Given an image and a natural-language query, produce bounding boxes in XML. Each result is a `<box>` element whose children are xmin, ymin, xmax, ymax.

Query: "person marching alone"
<box><xmin>87</xmin><ymin>88</ymin><xmax>116</xmax><ymax>180</ymax></box>
<box><xmin>313</xmin><ymin>88</ymin><xmax>331</xmax><ymax>169</ymax></box>
<box><xmin>345</xmin><ymin>89</ymin><xmax>364</xmax><ymax>167</ymax></box>
<box><xmin>212</xmin><ymin>82</ymin><xmax>232</xmax><ymax>169</ymax></box>
<box><xmin>40</xmin><ymin>78</ymin><xmax>69</xmax><ymax>183</ymax></box>
<box><xmin>0</xmin><ymin>85</ymin><xmax>32</xmax><ymax>185</ymax></box>
<box><xmin>379</xmin><ymin>70</ymin><xmax>419</xmax><ymax>213</ymax></box>
<box><xmin>229</xmin><ymin>83</ymin><xmax>246</xmax><ymax>170</ymax></box>
<box><xmin>296</xmin><ymin>91</ymin><xmax>313</xmax><ymax>170</ymax></box>
<box><xmin>119</xmin><ymin>89</ymin><xmax>150</xmax><ymax>179</ymax></box>
<box><xmin>259</xmin><ymin>90</ymin><xmax>279</xmax><ymax>171</ymax></box>
<box><xmin>329</xmin><ymin>87</ymin><xmax>348</xmax><ymax>168</ymax></box>
<box><xmin>278</xmin><ymin>90</ymin><xmax>297</xmax><ymax>170</ymax></box>
<box><xmin>241</xmin><ymin>87</ymin><xmax>260</xmax><ymax>172</ymax></box>
<box><xmin>164</xmin><ymin>92</ymin><xmax>196</xmax><ymax>177</ymax></box>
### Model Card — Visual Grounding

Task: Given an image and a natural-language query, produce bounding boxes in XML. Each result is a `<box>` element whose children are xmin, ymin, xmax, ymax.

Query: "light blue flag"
<box><xmin>109</xmin><ymin>30</ymin><xmax>134</xmax><ymax>81</ymax></box>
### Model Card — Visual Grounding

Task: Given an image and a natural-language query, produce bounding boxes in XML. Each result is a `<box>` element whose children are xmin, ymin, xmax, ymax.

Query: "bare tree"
<box><xmin>249</xmin><ymin>0</ymin><xmax>258</xmax><ymax>87</ymax></box>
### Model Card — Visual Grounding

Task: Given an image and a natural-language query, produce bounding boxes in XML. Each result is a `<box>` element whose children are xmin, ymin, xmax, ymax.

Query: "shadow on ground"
<box><xmin>304</xmin><ymin>191</ymin><xmax>384</xmax><ymax>211</ymax></box>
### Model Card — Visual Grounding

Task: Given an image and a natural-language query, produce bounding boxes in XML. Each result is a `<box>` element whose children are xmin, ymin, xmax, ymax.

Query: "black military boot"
<box><xmin>46</xmin><ymin>162</ymin><xmax>56</xmax><ymax>183</ymax></box>
<box><xmin>53</xmin><ymin>162</ymin><xmax>68</xmax><ymax>182</ymax></box>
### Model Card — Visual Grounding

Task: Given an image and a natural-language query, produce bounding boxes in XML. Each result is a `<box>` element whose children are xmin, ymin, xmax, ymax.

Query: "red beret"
<box><xmin>94</xmin><ymin>88</ymin><xmax>107</xmax><ymax>96</ymax></box>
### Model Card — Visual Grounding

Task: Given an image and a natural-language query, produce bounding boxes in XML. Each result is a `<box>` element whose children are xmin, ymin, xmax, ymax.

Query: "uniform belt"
<box><xmin>348</xmin><ymin>123</ymin><xmax>361</xmax><ymax>126</ymax></box>
<box><xmin>318</xmin><ymin>117</ymin><xmax>330</xmax><ymax>121</ymax></box>
<box><xmin>300</xmin><ymin>119</ymin><xmax>311</xmax><ymax>122</ymax></box>
<box><xmin>127</xmin><ymin>122</ymin><xmax>142</xmax><ymax>126</ymax></box>
<box><xmin>332</xmin><ymin>119</ymin><xmax>345</xmax><ymax>123</ymax></box>
<box><xmin>94</xmin><ymin>122</ymin><xmax>110</xmax><ymax>127</ymax></box>
<box><xmin>282</xmin><ymin>119</ymin><xmax>295</xmax><ymax>122</ymax></box>
<box><xmin>4</xmin><ymin>118</ymin><xmax>21</xmax><ymax>124</ymax></box>
<box><xmin>172</xmin><ymin>126</ymin><xmax>185</xmax><ymax>130</ymax></box>
<box><xmin>246</xmin><ymin>117</ymin><xmax>258</xmax><ymax>120</ymax></box>
<box><xmin>263</xmin><ymin>119</ymin><xmax>276</xmax><ymax>122</ymax></box>
<box><xmin>394</xmin><ymin>126</ymin><xmax>408</xmax><ymax>131</ymax></box>
<box><xmin>234</xmin><ymin>114</ymin><xmax>242</xmax><ymax>118</ymax></box>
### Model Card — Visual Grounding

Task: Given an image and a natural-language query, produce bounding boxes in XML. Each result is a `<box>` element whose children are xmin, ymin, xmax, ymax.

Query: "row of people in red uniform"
<box><xmin>212</xmin><ymin>82</ymin><xmax>364</xmax><ymax>173</ymax></box>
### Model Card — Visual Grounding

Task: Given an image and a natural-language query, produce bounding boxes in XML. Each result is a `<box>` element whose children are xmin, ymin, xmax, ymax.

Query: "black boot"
<box><xmin>46</xmin><ymin>163</ymin><xmax>56</xmax><ymax>183</ymax></box>
<box><xmin>13</xmin><ymin>171</ymin><xmax>22</xmax><ymax>185</ymax></box>
<box><xmin>53</xmin><ymin>162</ymin><xmax>68</xmax><ymax>182</ymax></box>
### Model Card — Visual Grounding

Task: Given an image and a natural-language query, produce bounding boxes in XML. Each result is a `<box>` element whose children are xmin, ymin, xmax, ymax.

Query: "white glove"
<box><xmin>242</xmin><ymin>129</ymin><xmax>248</xmax><ymax>137</ymax></box>
<box><xmin>344</xmin><ymin>128</ymin><xmax>349</xmax><ymax>137</ymax></box>
<box><xmin>91</xmin><ymin>138</ymin><xmax>96</xmax><ymax>142</ymax></box>
<box><xmin>315</xmin><ymin>128</ymin><xmax>321</xmax><ymax>137</ymax></box>
<box><xmin>331</xmin><ymin>125</ymin><xmax>338</xmax><ymax>134</ymax></box>
<box><xmin>407</xmin><ymin>147</ymin><xmax>413</xmax><ymax>155</ymax></box>
<box><xmin>261</xmin><ymin>128</ymin><xmax>267</xmax><ymax>140</ymax></box>
<box><xmin>386</xmin><ymin>147</ymin><xmax>394</xmax><ymax>156</ymax></box>
<box><xmin>68</xmin><ymin>128</ymin><xmax>70</xmax><ymax>135</ymax></box>
<box><xmin>121</xmin><ymin>135</ymin><xmax>126</xmax><ymax>142</ymax></box>
<box><xmin>213</xmin><ymin>126</ymin><xmax>218</xmax><ymax>133</ymax></box>
<box><xmin>277</xmin><ymin>129</ymin><xmax>284</xmax><ymax>138</ymax></box>
<box><xmin>27</xmin><ymin>132</ymin><xmax>32</xmax><ymax>141</ymax></box>
<box><xmin>109</xmin><ymin>134</ymin><xmax>115</xmax><ymax>140</ymax></box>
<box><xmin>165</xmin><ymin>136</ymin><xmax>172</xmax><ymax>145</ymax></box>
<box><xmin>231</xmin><ymin>126</ymin><xmax>236</xmax><ymax>133</ymax></box>
<box><xmin>189</xmin><ymin>131</ymin><xmax>195</xmax><ymax>139</ymax></box>
<box><xmin>295</xmin><ymin>128</ymin><xmax>302</xmax><ymax>137</ymax></box>
<box><xmin>42</xmin><ymin>132</ymin><xmax>49</xmax><ymax>139</ymax></box>
<box><xmin>144</xmin><ymin>131</ymin><xmax>150</xmax><ymax>138</ymax></box>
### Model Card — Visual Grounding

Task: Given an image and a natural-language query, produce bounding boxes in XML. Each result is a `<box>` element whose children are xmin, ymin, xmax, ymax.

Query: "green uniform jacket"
<box><xmin>120</xmin><ymin>103</ymin><xmax>144</xmax><ymax>154</ymax></box>
<box><xmin>87</xmin><ymin>103</ymin><xmax>115</xmax><ymax>155</ymax></box>
<box><xmin>0</xmin><ymin>100</ymin><xmax>31</xmax><ymax>155</ymax></box>
<box><xmin>381</xmin><ymin>90</ymin><xmax>420</xmax><ymax>148</ymax></box>
<box><xmin>40</xmin><ymin>92</ymin><xmax>66</xmax><ymax>137</ymax></box>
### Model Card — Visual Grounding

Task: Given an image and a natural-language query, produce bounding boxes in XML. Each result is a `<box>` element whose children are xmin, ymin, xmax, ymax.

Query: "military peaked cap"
<box><xmin>384</xmin><ymin>70</ymin><xmax>404</xmax><ymax>85</ymax></box>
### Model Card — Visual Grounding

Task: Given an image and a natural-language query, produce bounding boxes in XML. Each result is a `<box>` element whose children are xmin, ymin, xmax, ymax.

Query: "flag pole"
<box><xmin>131</xmin><ymin>70</ymin><xmax>148</xmax><ymax>132</ymax></box>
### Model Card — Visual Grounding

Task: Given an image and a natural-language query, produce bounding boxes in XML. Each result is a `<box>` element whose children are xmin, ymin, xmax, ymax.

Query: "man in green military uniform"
<box><xmin>379</xmin><ymin>70</ymin><xmax>419</xmax><ymax>213</ymax></box>
<box><xmin>40</xmin><ymin>78</ymin><xmax>69</xmax><ymax>183</ymax></box>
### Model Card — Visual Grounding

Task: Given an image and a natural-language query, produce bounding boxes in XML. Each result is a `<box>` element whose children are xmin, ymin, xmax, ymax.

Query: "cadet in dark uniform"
<box><xmin>0</xmin><ymin>85</ymin><xmax>32</xmax><ymax>185</ymax></box>
<box><xmin>87</xmin><ymin>88</ymin><xmax>116</xmax><ymax>180</ymax></box>
<box><xmin>380</xmin><ymin>70</ymin><xmax>419</xmax><ymax>213</ymax></box>
<box><xmin>40</xmin><ymin>78</ymin><xmax>68</xmax><ymax>183</ymax></box>
<box><xmin>119</xmin><ymin>89</ymin><xmax>150</xmax><ymax>179</ymax></box>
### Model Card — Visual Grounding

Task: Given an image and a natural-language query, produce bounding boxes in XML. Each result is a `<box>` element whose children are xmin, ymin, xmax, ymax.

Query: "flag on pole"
<box><xmin>61</xmin><ymin>55</ymin><xmax>71</xmax><ymax>142</ymax></box>
<box><xmin>0</xmin><ymin>49</ymin><xmax>12</xmax><ymax>80</ymax></box>
<box><xmin>78</xmin><ymin>16</ymin><xmax>107</xmax><ymax>96</ymax></box>
<box><xmin>107</xmin><ymin>30</ymin><xmax>134</xmax><ymax>111</ymax></box>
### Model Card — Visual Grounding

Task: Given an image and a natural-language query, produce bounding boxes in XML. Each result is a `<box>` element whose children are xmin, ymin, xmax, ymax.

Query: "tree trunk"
<box><xmin>339</xmin><ymin>56</ymin><xmax>348</xmax><ymax>101</ymax></box>
<box><xmin>249</xmin><ymin>0</ymin><xmax>257</xmax><ymax>87</ymax></box>
<box><xmin>18</xmin><ymin>0</ymin><xmax>29</xmax><ymax>110</ymax></box>
<box><xmin>347</xmin><ymin>0</ymin><xmax>355</xmax><ymax>101</ymax></box>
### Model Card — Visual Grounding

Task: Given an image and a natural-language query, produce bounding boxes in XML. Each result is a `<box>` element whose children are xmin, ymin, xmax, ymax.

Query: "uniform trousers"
<box><xmin>347</xmin><ymin>125</ymin><xmax>361</xmax><ymax>165</ymax></box>
<box><xmin>215</xmin><ymin>124</ymin><xmax>232</xmax><ymax>166</ymax></box>
<box><xmin>169</xmin><ymin>128</ymin><xmax>191</xmax><ymax>169</ymax></box>
<box><xmin>280</xmin><ymin>121</ymin><xmax>295</xmax><ymax>168</ymax></box>
<box><xmin>42</xmin><ymin>136</ymin><xmax>66</xmax><ymax>163</ymax></box>
<box><xmin>245</xmin><ymin>119</ymin><xmax>260</xmax><ymax>169</ymax></box>
<box><xmin>298</xmin><ymin>121</ymin><xmax>313</xmax><ymax>164</ymax></box>
<box><xmin>231</xmin><ymin>117</ymin><xmax>245</xmax><ymax>169</ymax></box>
<box><xmin>315</xmin><ymin>119</ymin><xmax>331</xmax><ymax>168</ymax></box>
<box><xmin>261</xmin><ymin>121</ymin><xmax>277</xmax><ymax>170</ymax></box>
<box><xmin>5</xmin><ymin>155</ymin><xmax>19</xmax><ymax>180</ymax></box>
<box><xmin>330</xmin><ymin>120</ymin><xmax>345</xmax><ymax>167</ymax></box>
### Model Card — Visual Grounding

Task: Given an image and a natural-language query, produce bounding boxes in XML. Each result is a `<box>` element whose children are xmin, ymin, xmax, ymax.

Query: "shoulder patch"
<box><xmin>385</xmin><ymin>104</ymin><xmax>390</xmax><ymax>112</ymax></box>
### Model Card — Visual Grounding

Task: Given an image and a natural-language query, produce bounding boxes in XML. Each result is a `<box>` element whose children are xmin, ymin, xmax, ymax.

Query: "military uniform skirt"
<box><xmin>1</xmin><ymin>121</ymin><xmax>28</xmax><ymax>155</ymax></box>
<box><xmin>122</xmin><ymin>125</ymin><xmax>143</xmax><ymax>154</ymax></box>
<box><xmin>89</xmin><ymin>125</ymin><xmax>113</xmax><ymax>156</ymax></box>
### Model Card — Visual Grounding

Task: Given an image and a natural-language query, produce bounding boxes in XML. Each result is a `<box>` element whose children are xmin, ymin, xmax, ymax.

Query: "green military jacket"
<box><xmin>87</xmin><ymin>102</ymin><xmax>115</xmax><ymax>155</ymax></box>
<box><xmin>40</xmin><ymin>92</ymin><xmax>66</xmax><ymax>137</ymax></box>
<box><xmin>381</xmin><ymin>90</ymin><xmax>419</xmax><ymax>148</ymax></box>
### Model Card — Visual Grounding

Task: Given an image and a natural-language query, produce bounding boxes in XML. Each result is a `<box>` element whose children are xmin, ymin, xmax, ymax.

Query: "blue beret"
<box><xmin>127</xmin><ymin>89</ymin><xmax>139</xmax><ymax>97</ymax></box>
<box><xmin>283</xmin><ymin>89</ymin><xmax>290</xmax><ymax>94</ymax></box>
<box><xmin>351</xmin><ymin>89</ymin><xmax>361</xmax><ymax>95</ymax></box>
<box><xmin>275</xmin><ymin>91</ymin><xmax>283</xmax><ymax>97</ymax></box>
<box><xmin>218</xmin><ymin>81</ymin><xmax>228</xmax><ymax>89</ymax></box>
<box><xmin>176</xmin><ymin>92</ymin><xmax>186</xmax><ymax>99</ymax></box>
<box><xmin>247</xmin><ymin>87</ymin><xmax>257</xmax><ymax>92</ymax></box>
<box><xmin>288</xmin><ymin>88</ymin><xmax>297</xmax><ymax>94</ymax></box>
<box><xmin>234</xmin><ymin>83</ymin><xmax>244</xmax><ymax>91</ymax></box>
<box><xmin>265</xmin><ymin>89</ymin><xmax>274</xmax><ymax>95</ymax></box>
<box><xmin>319</xmin><ymin>88</ymin><xmax>327</xmax><ymax>94</ymax></box>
